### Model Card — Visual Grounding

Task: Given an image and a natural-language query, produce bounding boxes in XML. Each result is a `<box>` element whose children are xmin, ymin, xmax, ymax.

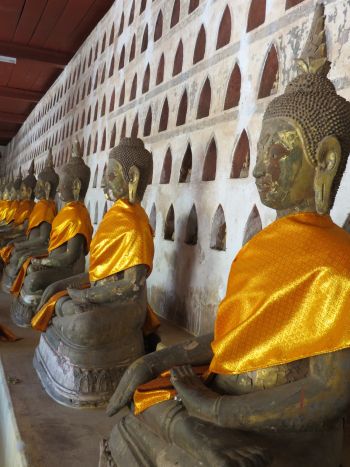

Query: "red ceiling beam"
<box><xmin>0</xmin><ymin>130</ymin><xmax>17</xmax><ymax>139</ymax></box>
<box><xmin>0</xmin><ymin>41</ymin><xmax>71</xmax><ymax>68</ymax></box>
<box><xmin>0</xmin><ymin>85</ymin><xmax>44</xmax><ymax>102</ymax></box>
<box><xmin>0</xmin><ymin>111</ymin><xmax>26</xmax><ymax>124</ymax></box>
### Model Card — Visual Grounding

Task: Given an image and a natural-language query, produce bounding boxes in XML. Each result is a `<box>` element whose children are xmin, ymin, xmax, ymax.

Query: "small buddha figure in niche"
<box><xmin>31</xmin><ymin>138</ymin><xmax>158</xmax><ymax>407</ymax></box>
<box><xmin>239</xmin><ymin>152</ymin><xmax>249</xmax><ymax>178</ymax></box>
<box><xmin>10</xmin><ymin>141</ymin><xmax>92</xmax><ymax>328</ymax></box>
<box><xmin>101</xmin><ymin>6</ymin><xmax>350</xmax><ymax>467</ymax></box>
<box><xmin>0</xmin><ymin>161</ymin><xmax>36</xmax><ymax>248</ymax></box>
<box><xmin>1</xmin><ymin>150</ymin><xmax>58</xmax><ymax>293</ymax></box>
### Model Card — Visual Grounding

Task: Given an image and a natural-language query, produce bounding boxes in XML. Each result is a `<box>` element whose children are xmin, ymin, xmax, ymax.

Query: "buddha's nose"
<box><xmin>253</xmin><ymin>160</ymin><xmax>266</xmax><ymax>179</ymax></box>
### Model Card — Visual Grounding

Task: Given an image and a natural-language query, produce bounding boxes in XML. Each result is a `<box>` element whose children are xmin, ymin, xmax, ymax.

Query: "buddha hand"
<box><xmin>106</xmin><ymin>357</ymin><xmax>154</xmax><ymax>417</ymax></box>
<box><xmin>170</xmin><ymin>365</ymin><xmax>220</xmax><ymax>423</ymax></box>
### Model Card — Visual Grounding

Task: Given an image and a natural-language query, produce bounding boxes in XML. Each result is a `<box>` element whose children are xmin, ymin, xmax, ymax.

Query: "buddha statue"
<box><xmin>101</xmin><ymin>5</ymin><xmax>350</xmax><ymax>467</ymax></box>
<box><xmin>31</xmin><ymin>138</ymin><xmax>158</xmax><ymax>408</ymax></box>
<box><xmin>1</xmin><ymin>150</ymin><xmax>58</xmax><ymax>294</ymax></box>
<box><xmin>0</xmin><ymin>170</ymin><xmax>22</xmax><ymax>229</ymax></box>
<box><xmin>0</xmin><ymin>161</ymin><xmax>36</xmax><ymax>247</ymax></box>
<box><xmin>10</xmin><ymin>140</ymin><xmax>92</xmax><ymax>328</ymax></box>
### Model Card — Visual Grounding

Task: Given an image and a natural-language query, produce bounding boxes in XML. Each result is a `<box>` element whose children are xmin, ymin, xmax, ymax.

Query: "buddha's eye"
<box><xmin>270</xmin><ymin>143</ymin><xmax>288</xmax><ymax>160</ymax></box>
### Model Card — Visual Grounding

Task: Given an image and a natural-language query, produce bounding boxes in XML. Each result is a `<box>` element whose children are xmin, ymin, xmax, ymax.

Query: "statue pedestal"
<box><xmin>10</xmin><ymin>294</ymin><xmax>36</xmax><ymax>328</ymax></box>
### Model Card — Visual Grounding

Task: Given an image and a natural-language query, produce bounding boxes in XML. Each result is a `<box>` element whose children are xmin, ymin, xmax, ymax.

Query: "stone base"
<box><xmin>33</xmin><ymin>333</ymin><xmax>127</xmax><ymax>409</ymax></box>
<box><xmin>10</xmin><ymin>295</ymin><xmax>36</xmax><ymax>328</ymax></box>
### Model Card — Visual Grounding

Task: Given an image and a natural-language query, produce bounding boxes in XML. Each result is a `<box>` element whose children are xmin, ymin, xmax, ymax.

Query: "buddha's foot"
<box><xmin>10</xmin><ymin>295</ymin><xmax>36</xmax><ymax>327</ymax></box>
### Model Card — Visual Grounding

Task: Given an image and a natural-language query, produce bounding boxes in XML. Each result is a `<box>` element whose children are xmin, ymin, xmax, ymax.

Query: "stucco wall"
<box><xmin>2</xmin><ymin>0</ymin><xmax>350</xmax><ymax>334</ymax></box>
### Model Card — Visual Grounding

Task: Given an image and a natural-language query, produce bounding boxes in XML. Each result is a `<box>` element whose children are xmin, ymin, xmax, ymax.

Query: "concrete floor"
<box><xmin>0</xmin><ymin>292</ymin><xmax>115</xmax><ymax>467</ymax></box>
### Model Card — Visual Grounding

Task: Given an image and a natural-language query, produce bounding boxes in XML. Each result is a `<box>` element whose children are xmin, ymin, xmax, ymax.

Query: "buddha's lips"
<box><xmin>256</xmin><ymin>181</ymin><xmax>271</xmax><ymax>192</ymax></box>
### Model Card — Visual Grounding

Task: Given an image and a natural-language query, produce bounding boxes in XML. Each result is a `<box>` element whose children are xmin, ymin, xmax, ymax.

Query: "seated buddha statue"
<box><xmin>31</xmin><ymin>138</ymin><xmax>158</xmax><ymax>408</ymax></box>
<box><xmin>0</xmin><ymin>161</ymin><xmax>36</xmax><ymax>250</ymax></box>
<box><xmin>101</xmin><ymin>6</ymin><xmax>350</xmax><ymax>467</ymax></box>
<box><xmin>1</xmin><ymin>150</ymin><xmax>58</xmax><ymax>293</ymax></box>
<box><xmin>10</xmin><ymin>140</ymin><xmax>92</xmax><ymax>328</ymax></box>
<box><xmin>0</xmin><ymin>170</ymin><xmax>22</xmax><ymax>231</ymax></box>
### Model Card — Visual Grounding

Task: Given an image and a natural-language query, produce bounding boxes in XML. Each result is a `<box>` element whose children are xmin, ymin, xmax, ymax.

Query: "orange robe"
<box><xmin>26</xmin><ymin>199</ymin><xmax>57</xmax><ymax>235</ymax></box>
<box><xmin>133</xmin><ymin>212</ymin><xmax>350</xmax><ymax>414</ymax></box>
<box><xmin>0</xmin><ymin>200</ymin><xmax>9</xmax><ymax>222</ymax></box>
<box><xmin>32</xmin><ymin>199</ymin><xmax>159</xmax><ymax>333</ymax></box>
<box><xmin>5</xmin><ymin>200</ymin><xmax>19</xmax><ymax>224</ymax></box>
<box><xmin>11</xmin><ymin>201</ymin><xmax>92</xmax><ymax>296</ymax></box>
<box><xmin>13</xmin><ymin>199</ymin><xmax>35</xmax><ymax>225</ymax></box>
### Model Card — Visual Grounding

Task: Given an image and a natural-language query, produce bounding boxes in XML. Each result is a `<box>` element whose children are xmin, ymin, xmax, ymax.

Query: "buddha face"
<box><xmin>35</xmin><ymin>179</ymin><xmax>46</xmax><ymax>200</ymax></box>
<box><xmin>20</xmin><ymin>182</ymin><xmax>32</xmax><ymax>200</ymax></box>
<box><xmin>57</xmin><ymin>170</ymin><xmax>75</xmax><ymax>202</ymax></box>
<box><xmin>2</xmin><ymin>187</ymin><xmax>9</xmax><ymax>201</ymax></box>
<box><xmin>9</xmin><ymin>186</ymin><xmax>17</xmax><ymax>201</ymax></box>
<box><xmin>104</xmin><ymin>159</ymin><xmax>128</xmax><ymax>202</ymax></box>
<box><xmin>253</xmin><ymin>118</ymin><xmax>315</xmax><ymax>211</ymax></box>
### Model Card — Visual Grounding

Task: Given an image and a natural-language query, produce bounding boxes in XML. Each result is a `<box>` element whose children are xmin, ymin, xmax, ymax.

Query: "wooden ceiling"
<box><xmin>0</xmin><ymin>0</ymin><xmax>115</xmax><ymax>146</ymax></box>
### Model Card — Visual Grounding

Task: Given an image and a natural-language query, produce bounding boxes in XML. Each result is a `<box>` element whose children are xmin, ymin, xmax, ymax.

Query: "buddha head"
<box><xmin>57</xmin><ymin>140</ymin><xmax>90</xmax><ymax>203</ymax></box>
<box><xmin>253</xmin><ymin>4</ymin><xmax>350</xmax><ymax>215</ymax></box>
<box><xmin>12</xmin><ymin>169</ymin><xmax>23</xmax><ymax>201</ymax></box>
<box><xmin>106</xmin><ymin>138</ymin><xmax>153</xmax><ymax>204</ymax></box>
<box><xmin>35</xmin><ymin>149</ymin><xmax>59</xmax><ymax>201</ymax></box>
<box><xmin>20</xmin><ymin>160</ymin><xmax>37</xmax><ymax>201</ymax></box>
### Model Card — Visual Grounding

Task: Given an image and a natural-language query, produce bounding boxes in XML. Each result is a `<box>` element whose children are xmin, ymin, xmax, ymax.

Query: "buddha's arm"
<box><xmin>67</xmin><ymin>264</ymin><xmax>148</xmax><ymax>305</ymax></box>
<box><xmin>170</xmin><ymin>349</ymin><xmax>350</xmax><ymax>432</ymax></box>
<box><xmin>107</xmin><ymin>333</ymin><xmax>213</xmax><ymax>416</ymax></box>
<box><xmin>39</xmin><ymin>235</ymin><xmax>85</xmax><ymax>268</ymax></box>
<box><xmin>37</xmin><ymin>272</ymin><xmax>89</xmax><ymax>310</ymax></box>
<box><xmin>14</xmin><ymin>222</ymin><xmax>51</xmax><ymax>251</ymax></box>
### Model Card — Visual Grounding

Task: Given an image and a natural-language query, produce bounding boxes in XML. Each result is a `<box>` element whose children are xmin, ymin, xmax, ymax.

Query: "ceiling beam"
<box><xmin>0</xmin><ymin>111</ymin><xmax>26</xmax><ymax>124</ymax></box>
<box><xmin>0</xmin><ymin>41</ymin><xmax>71</xmax><ymax>68</ymax></box>
<box><xmin>0</xmin><ymin>130</ymin><xmax>17</xmax><ymax>140</ymax></box>
<box><xmin>0</xmin><ymin>86</ymin><xmax>44</xmax><ymax>102</ymax></box>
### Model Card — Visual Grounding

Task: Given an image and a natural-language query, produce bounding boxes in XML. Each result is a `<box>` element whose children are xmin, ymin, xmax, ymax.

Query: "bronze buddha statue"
<box><xmin>10</xmin><ymin>141</ymin><xmax>92</xmax><ymax>327</ymax></box>
<box><xmin>0</xmin><ymin>169</ymin><xmax>23</xmax><ymax>230</ymax></box>
<box><xmin>1</xmin><ymin>150</ymin><xmax>58</xmax><ymax>294</ymax></box>
<box><xmin>101</xmin><ymin>5</ymin><xmax>350</xmax><ymax>467</ymax></box>
<box><xmin>31</xmin><ymin>138</ymin><xmax>157</xmax><ymax>408</ymax></box>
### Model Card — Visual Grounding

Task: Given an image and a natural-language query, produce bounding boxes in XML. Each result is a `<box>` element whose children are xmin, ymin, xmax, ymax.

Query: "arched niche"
<box><xmin>173</xmin><ymin>40</ymin><xmax>183</xmax><ymax>76</ymax></box>
<box><xmin>109</xmin><ymin>89</ymin><xmax>115</xmax><ymax>112</ymax></box>
<box><xmin>210</xmin><ymin>205</ymin><xmax>226</xmax><ymax>251</ymax></box>
<box><xmin>160</xmin><ymin>148</ymin><xmax>172</xmax><ymax>184</ymax></box>
<box><xmin>120</xmin><ymin>118</ymin><xmax>127</xmax><ymax>139</ymax></box>
<box><xmin>176</xmin><ymin>89</ymin><xmax>188</xmax><ymax>126</ymax></box>
<box><xmin>94</xmin><ymin>71</ymin><xmax>98</xmax><ymax>89</ymax></box>
<box><xmin>131</xmin><ymin>114</ymin><xmax>139</xmax><ymax>139</ymax></box>
<box><xmin>197</xmin><ymin>77</ymin><xmax>211</xmax><ymax>119</ymax></box>
<box><xmin>141</xmin><ymin>24</ymin><xmax>148</xmax><ymax>53</ymax></box>
<box><xmin>101</xmin><ymin>33</ymin><xmax>106</xmax><ymax>53</ymax></box>
<box><xmin>130</xmin><ymin>74</ymin><xmax>137</xmax><ymax>101</ymax></box>
<box><xmin>101</xmin><ymin>95</ymin><xmax>106</xmax><ymax>116</ymax></box>
<box><xmin>140</xmin><ymin>0</ymin><xmax>147</xmax><ymax>14</ymax></box>
<box><xmin>103</xmin><ymin>201</ymin><xmax>108</xmax><ymax>216</ymax></box>
<box><xmin>149</xmin><ymin>203</ymin><xmax>156</xmax><ymax>233</ymax></box>
<box><xmin>87</xmin><ymin>136</ymin><xmax>92</xmax><ymax>155</ymax></box>
<box><xmin>118</xmin><ymin>12</ymin><xmax>124</xmax><ymax>36</ymax></box>
<box><xmin>88</xmin><ymin>77</ymin><xmax>92</xmax><ymax>95</ymax></box>
<box><xmin>246</xmin><ymin>0</ymin><xmax>266</xmax><ymax>32</ymax></box>
<box><xmin>156</xmin><ymin>54</ymin><xmax>165</xmax><ymax>85</ymax></box>
<box><xmin>101</xmin><ymin>129</ymin><xmax>106</xmax><ymax>151</ymax></box>
<box><xmin>189</xmin><ymin>0</ymin><xmax>199</xmax><ymax>14</ymax></box>
<box><xmin>92</xmin><ymin>165</ymin><xmax>99</xmax><ymax>188</ymax></box>
<box><xmin>231</xmin><ymin>130</ymin><xmax>250</xmax><ymax>178</ymax></box>
<box><xmin>142</xmin><ymin>64</ymin><xmax>150</xmax><ymax>94</ymax></box>
<box><xmin>93</xmin><ymin>133</ymin><xmax>98</xmax><ymax>153</ymax></box>
<box><xmin>154</xmin><ymin>10</ymin><xmax>163</xmax><ymax>41</ymax></box>
<box><xmin>128</xmin><ymin>0</ymin><xmax>135</xmax><ymax>25</ymax></box>
<box><xmin>148</xmin><ymin>152</ymin><xmax>153</xmax><ymax>185</ymax></box>
<box><xmin>144</xmin><ymin>106</ymin><xmax>152</xmax><ymax>137</ymax></box>
<box><xmin>171</xmin><ymin>0</ymin><xmax>180</xmax><ymax>28</ymax></box>
<box><xmin>285</xmin><ymin>0</ymin><xmax>305</xmax><ymax>8</ymax></box>
<box><xmin>119</xmin><ymin>46</ymin><xmax>125</xmax><ymax>70</ymax></box>
<box><xmin>94</xmin><ymin>201</ymin><xmax>99</xmax><ymax>225</ymax></box>
<box><xmin>164</xmin><ymin>204</ymin><xmax>175</xmax><ymax>241</ymax></box>
<box><xmin>224</xmin><ymin>63</ymin><xmax>241</xmax><ymax>110</ymax></box>
<box><xmin>217</xmin><ymin>5</ymin><xmax>232</xmax><ymax>49</ymax></box>
<box><xmin>101</xmin><ymin>64</ymin><xmax>106</xmax><ymax>84</ymax></box>
<box><xmin>258</xmin><ymin>44</ymin><xmax>279</xmax><ymax>99</ymax></box>
<box><xmin>185</xmin><ymin>204</ymin><xmax>198</xmax><ymax>245</ymax></box>
<box><xmin>159</xmin><ymin>98</ymin><xmax>169</xmax><ymax>132</ymax></box>
<box><xmin>193</xmin><ymin>25</ymin><xmax>206</xmax><ymax>64</ymax></box>
<box><xmin>242</xmin><ymin>205</ymin><xmax>262</xmax><ymax>245</ymax></box>
<box><xmin>179</xmin><ymin>144</ymin><xmax>192</xmax><ymax>182</ymax></box>
<box><xmin>119</xmin><ymin>81</ymin><xmax>125</xmax><ymax>107</ymax></box>
<box><xmin>129</xmin><ymin>34</ymin><xmax>136</xmax><ymax>61</ymax></box>
<box><xmin>109</xmin><ymin>56</ymin><xmax>115</xmax><ymax>78</ymax></box>
<box><xmin>110</xmin><ymin>123</ymin><xmax>116</xmax><ymax>148</ymax></box>
<box><xmin>94</xmin><ymin>102</ymin><xmax>98</xmax><ymax>121</ymax></box>
<box><xmin>109</xmin><ymin>24</ymin><xmax>115</xmax><ymax>45</ymax></box>
<box><xmin>202</xmin><ymin>138</ymin><xmax>217</xmax><ymax>181</ymax></box>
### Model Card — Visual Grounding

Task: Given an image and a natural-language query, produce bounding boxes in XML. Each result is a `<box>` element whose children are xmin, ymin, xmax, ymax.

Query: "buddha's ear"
<box><xmin>72</xmin><ymin>177</ymin><xmax>82</xmax><ymax>202</ymax></box>
<box><xmin>314</xmin><ymin>135</ymin><xmax>341</xmax><ymax>215</ymax></box>
<box><xmin>128</xmin><ymin>165</ymin><xmax>140</xmax><ymax>204</ymax></box>
<box><xmin>44</xmin><ymin>181</ymin><xmax>51</xmax><ymax>200</ymax></box>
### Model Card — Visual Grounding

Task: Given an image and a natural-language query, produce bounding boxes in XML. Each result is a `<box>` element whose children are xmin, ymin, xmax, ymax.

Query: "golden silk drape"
<box><xmin>13</xmin><ymin>200</ymin><xmax>35</xmax><ymax>225</ymax></box>
<box><xmin>0</xmin><ymin>200</ymin><xmax>9</xmax><ymax>222</ymax></box>
<box><xmin>5</xmin><ymin>200</ymin><xmax>19</xmax><ymax>223</ymax></box>
<box><xmin>133</xmin><ymin>212</ymin><xmax>350</xmax><ymax>414</ymax></box>
<box><xmin>27</xmin><ymin>199</ymin><xmax>57</xmax><ymax>234</ymax></box>
<box><xmin>0</xmin><ymin>244</ymin><xmax>14</xmax><ymax>264</ymax></box>
<box><xmin>48</xmin><ymin>201</ymin><xmax>92</xmax><ymax>253</ymax></box>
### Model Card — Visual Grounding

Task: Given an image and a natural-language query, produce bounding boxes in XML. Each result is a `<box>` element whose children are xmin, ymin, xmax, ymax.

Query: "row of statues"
<box><xmin>0</xmin><ymin>4</ymin><xmax>349</xmax><ymax>466</ymax></box>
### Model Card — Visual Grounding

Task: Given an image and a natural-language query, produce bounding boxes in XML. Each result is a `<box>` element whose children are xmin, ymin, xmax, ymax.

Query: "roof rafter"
<box><xmin>0</xmin><ymin>86</ymin><xmax>44</xmax><ymax>102</ymax></box>
<box><xmin>0</xmin><ymin>41</ymin><xmax>71</xmax><ymax>68</ymax></box>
